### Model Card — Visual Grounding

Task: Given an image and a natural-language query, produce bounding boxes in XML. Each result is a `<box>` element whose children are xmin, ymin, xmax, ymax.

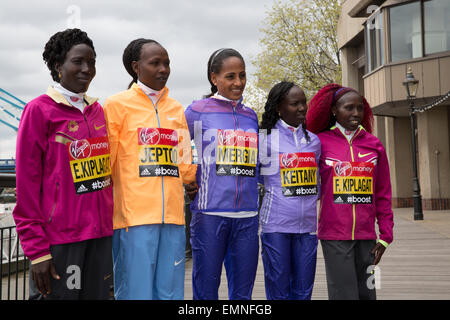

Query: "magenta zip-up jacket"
<box><xmin>317</xmin><ymin>126</ymin><xmax>394</xmax><ymax>244</ymax></box>
<box><xmin>13</xmin><ymin>87</ymin><xmax>113</xmax><ymax>262</ymax></box>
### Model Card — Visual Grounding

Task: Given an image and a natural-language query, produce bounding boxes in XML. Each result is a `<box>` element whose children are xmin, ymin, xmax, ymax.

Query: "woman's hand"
<box><xmin>371</xmin><ymin>242</ymin><xmax>386</xmax><ymax>265</ymax></box>
<box><xmin>31</xmin><ymin>259</ymin><xmax>60</xmax><ymax>297</ymax></box>
<box><xmin>184</xmin><ymin>182</ymin><xmax>199</xmax><ymax>200</ymax></box>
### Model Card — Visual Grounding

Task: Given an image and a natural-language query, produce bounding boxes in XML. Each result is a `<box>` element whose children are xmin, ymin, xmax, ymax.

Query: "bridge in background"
<box><xmin>0</xmin><ymin>160</ymin><xmax>15</xmax><ymax>174</ymax></box>
<box><xmin>0</xmin><ymin>88</ymin><xmax>25</xmax><ymax>173</ymax></box>
<box><xmin>0</xmin><ymin>88</ymin><xmax>25</xmax><ymax>133</ymax></box>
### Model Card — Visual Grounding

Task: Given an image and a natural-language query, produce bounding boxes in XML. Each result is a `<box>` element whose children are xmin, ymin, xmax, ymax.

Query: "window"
<box><xmin>366</xmin><ymin>10</ymin><xmax>384</xmax><ymax>72</ymax></box>
<box><xmin>389</xmin><ymin>1</ymin><xmax>422</xmax><ymax>62</ymax></box>
<box><xmin>424</xmin><ymin>0</ymin><xmax>450</xmax><ymax>54</ymax></box>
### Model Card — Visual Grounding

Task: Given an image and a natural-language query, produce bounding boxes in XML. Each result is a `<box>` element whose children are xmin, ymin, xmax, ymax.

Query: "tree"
<box><xmin>252</xmin><ymin>0</ymin><xmax>342</xmax><ymax>101</ymax></box>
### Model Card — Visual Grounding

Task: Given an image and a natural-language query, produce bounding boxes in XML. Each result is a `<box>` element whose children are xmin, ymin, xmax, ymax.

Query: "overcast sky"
<box><xmin>0</xmin><ymin>0</ymin><xmax>276</xmax><ymax>158</ymax></box>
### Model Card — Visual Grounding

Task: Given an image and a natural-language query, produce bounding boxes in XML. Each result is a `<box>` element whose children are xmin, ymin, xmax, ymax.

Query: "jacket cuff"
<box><xmin>31</xmin><ymin>254</ymin><xmax>52</xmax><ymax>265</ymax></box>
<box><xmin>378</xmin><ymin>239</ymin><xmax>389</xmax><ymax>248</ymax></box>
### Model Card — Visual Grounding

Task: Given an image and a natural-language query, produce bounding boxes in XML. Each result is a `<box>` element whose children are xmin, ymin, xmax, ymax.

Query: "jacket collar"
<box><xmin>275</xmin><ymin>119</ymin><xmax>304</xmax><ymax>135</ymax></box>
<box><xmin>46</xmin><ymin>86</ymin><xmax>98</xmax><ymax>107</ymax></box>
<box><xmin>330</xmin><ymin>125</ymin><xmax>365</xmax><ymax>141</ymax></box>
<box><xmin>132</xmin><ymin>83</ymin><xmax>168</xmax><ymax>103</ymax></box>
<box><xmin>210</xmin><ymin>95</ymin><xmax>245</xmax><ymax>109</ymax></box>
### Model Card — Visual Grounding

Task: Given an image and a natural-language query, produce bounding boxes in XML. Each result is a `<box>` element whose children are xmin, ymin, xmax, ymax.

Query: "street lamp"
<box><xmin>403</xmin><ymin>67</ymin><xmax>423</xmax><ymax>220</ymax></box>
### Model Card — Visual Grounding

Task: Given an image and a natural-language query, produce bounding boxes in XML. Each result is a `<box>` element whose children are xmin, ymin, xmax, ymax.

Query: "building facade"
<box><xmin>338</xmin><ymin>0</ymin><xmax>450</xmax><ymax>210</ymax></box>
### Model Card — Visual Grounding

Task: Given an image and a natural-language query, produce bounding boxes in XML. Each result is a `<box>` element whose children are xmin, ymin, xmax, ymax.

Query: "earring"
<box><xmin>58</xmin><ymin>72</ymin><xmax>62</xmax><ymax>79</ymax></box>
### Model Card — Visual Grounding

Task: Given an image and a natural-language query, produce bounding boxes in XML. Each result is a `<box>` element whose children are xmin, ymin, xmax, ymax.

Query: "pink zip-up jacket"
<box><xmin>13</xmin><ymin>87</ymin><xmax>113</xmax><ymax>262</ymax></box>
<box><xmin>317</xmin><ymin>126</ymin><xmax>393</xmax><ymax>244</ymax></box>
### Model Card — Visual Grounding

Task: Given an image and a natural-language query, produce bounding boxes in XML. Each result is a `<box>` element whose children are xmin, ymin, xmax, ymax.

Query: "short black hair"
<box><xmin>43</xmin><ymin>28</ymin><xmax>96</xmax><ymax>82</ymax></box>
<box><xmin>206</xmin><ymin>48</ymin><xmax>245</xmax><ymax>98</ymax></box>
<box><xmin>122</xmin><ymin>38</ymin><xmax>162</xmax><ymax>89</ymax></box>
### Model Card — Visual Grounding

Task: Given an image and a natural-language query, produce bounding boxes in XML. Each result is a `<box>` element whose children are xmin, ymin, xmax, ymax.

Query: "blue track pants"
<box><xmin>261</xmin><ymin>232</ymin><xmax>318</xmax><ymax>300</ymax></box>
<box><xmin>191</xmin><ymin>213</ymin><xmax>259</xmax><ymax>300</ymax></box>
<box><xmin>112</xmin><ymin>224</ymin><xmax>185</xmax><ymax>300</ymax></box>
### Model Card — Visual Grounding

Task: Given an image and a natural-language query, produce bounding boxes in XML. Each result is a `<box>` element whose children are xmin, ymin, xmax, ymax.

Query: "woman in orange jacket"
<box><xmin>103</xmin><ymin>38</ymin><xmax>196</xmax><ymax>300</ymax></box>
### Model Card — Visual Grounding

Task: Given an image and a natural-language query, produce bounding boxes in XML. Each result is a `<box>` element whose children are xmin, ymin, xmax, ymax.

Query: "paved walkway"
<box><xmin>184</xmin><ymin>208</ymin><xmax>450</xmax><ymax>300</ymax></box>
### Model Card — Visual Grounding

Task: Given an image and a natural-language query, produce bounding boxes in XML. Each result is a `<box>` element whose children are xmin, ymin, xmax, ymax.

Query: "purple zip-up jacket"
<box><xmin>317</xmin><ymin>126</ymin><xmax>394</xmax><ymax>244</ymax></box>
<box><xmin>259</xmin><ymin>120</ymin><xmax>321</xmax><ymax>234</ymax></box>
<box><xmin>13</xmin><ymin>88</ymin><xmax>113</xmax><ymax>262</ymax></box>
<box><xmin>185</xmin><ymin>97</ymin><xmax>259</xmax><ymax>215</ymax></box>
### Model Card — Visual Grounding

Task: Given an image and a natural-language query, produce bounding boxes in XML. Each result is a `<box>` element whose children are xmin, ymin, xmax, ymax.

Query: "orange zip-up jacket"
<box><xmin>103</xmin><ymin>84</ymin><xmax>196</xmax><ymax>229</ymax></box>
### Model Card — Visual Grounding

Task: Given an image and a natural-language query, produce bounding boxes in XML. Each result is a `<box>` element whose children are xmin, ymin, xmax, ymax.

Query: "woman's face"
<box><xmin>56</xmin><ymin>43</ymin><xmax>96</xmax><ymax>93</ymax></box>
<box><xmin>277</xmin><ymin>85</ymin><xmax>307</xmax><ymax>128</ymax></box>
<box><xmin>132</xmin><ymin>42</ymin><xmax>170</xmax><ymax>91</ymax></box>
<box><xmin>211</xmin><ymin>56</ymin><xmax>246</xmax><ymax>101</ymax></box>
<box><xmin>332</xmin><ymin>91</ymin><xmax>364</xmax><ymax>132</ymax></box>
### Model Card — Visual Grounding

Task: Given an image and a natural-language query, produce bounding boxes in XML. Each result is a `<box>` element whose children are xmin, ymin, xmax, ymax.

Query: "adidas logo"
<box><xmin>141</xmin><ymin>168</ymin><xmax>151</xmax><ymax>176</ymax></box>
<box><xmin>284</xmin><ymin>189</ymin><xmax>293</xmax><ymax>196</ymax></box>
<box><xmin>335</xmin><ymin>196</ymin><xmax>344</xmax><ymax>203</ymax></box>
<box><xmin>77</xmin><ymin>184</ymin><xmax>88</xmax><ymax>193</ymax></box>
<box><xmin>217</xmin><ymin>167</ymin><xmax>226</xmax><ymax>174</ymax></box>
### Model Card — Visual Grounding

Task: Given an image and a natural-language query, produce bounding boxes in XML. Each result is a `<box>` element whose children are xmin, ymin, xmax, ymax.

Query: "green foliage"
<box><xmin>252</xmin><ymin>0</ymin><xmax>342</xmax><ymax>100</ymax></box>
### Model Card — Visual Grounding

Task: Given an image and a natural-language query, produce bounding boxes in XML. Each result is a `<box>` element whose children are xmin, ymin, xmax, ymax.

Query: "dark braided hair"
<box><xmin>43</xmin><ymin>28</ymin><xmax>96</xmax><ymax>82</ymax></box>
<box><xmin>260</xmin><ymin>81</ymin><xmax>310</xmax><ymax>142</ymax></box>
<box><xmin>205</xmin><ymin>48</ymin><xmax>245</xmax><ymax>98</ymax></box>
<box><xmin>122</xmin><ymin>38</ymin><xmax>162</xmax><ymax>89</ymax></box>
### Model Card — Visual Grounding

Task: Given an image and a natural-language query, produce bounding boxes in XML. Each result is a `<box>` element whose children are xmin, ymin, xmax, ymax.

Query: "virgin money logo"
<box><xmin>334</xmin><ymin>161</ymin><xmax>352</xmax><ymax>177</ymax></box>
<box><xmin>140</xmin><ymin>128</ymin><xmax>160</xmax><ymax>145</ymax></box>
<box><xmin>281</xmin><ymin>153</ymin><xmax>298</xmax><ymax>169</ymax></box>
<box><xmin>217</xmin><ymin>130</ymin><xmax>237</xmax><ymax>146</ymax></box>
<box><xmin>70</xmin><ymin>139</ymin><xmax>91</xmax><ymax>159</ymax></box>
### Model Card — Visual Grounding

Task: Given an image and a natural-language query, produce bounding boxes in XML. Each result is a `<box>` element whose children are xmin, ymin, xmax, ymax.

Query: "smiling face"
<box><xmin>277</xmin><ymin>85</ymin><xmax>307</xmax><ymax>128</ymax></box>
<box><xmin>56</xmin><ymin>43</ymin><xmax>96</xmax><ymax>93</ymax></box>
<box><xmin>332</xmin><ymin>91</ymin><xmax>364</xmax><ymax>131</ymax></box>
<box><xmin>132</xmin><ymin>42</ymin><xmax>170</xmax><ymax>91</ymax></box>
<box><xmin>211</xmin><ymin>56</ymin><xmax>246</xmax><ymax>101</ymax></box>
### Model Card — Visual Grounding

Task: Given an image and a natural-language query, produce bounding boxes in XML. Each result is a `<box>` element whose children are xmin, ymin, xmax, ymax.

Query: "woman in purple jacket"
<box><xmin>306</xmin><ymin>83</ymin><xmax>394</xmax><ymax>300</ymax></box>
<box><xmin>184</xmin><ymin>48</ymin><xmax>259</xmax><ymax>300</ymax></box>
<box><xmin>13</xmin><ymin>29</ymin><xmax>113</xmax><ymax>300</ymax></box>
<box><xmin>259</xmin><ymin>81</ymin><xmax>321</xmax><ymax>300</ymax></box>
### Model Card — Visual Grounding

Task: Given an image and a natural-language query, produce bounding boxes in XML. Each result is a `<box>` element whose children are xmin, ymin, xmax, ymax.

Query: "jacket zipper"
<box><xmin>347</xmin><ymin>128</ymin><xmax>361</xmax><ymax>240</ymax></box>
<box><xmin>295</xmin><ymin>129</ymin><xmax>304</xmax><ymax>232</ymax></box>
<box><xmin>231</xmin><ymin>105</ymin><xmax>240</xmax><ymax>208</ymax></box>
<box><xmin>82</xmin><ymin>102</ymin><xmax>103</xmax><ymax>233</ymax></box>
<box><xmin>149</xmin><ymin>90</ymin><xmax>166</xmax><ymax>223</ymax></box>
<box><xmin>49</xmin><ymin>182</ymin><xmax>59</xmax><ymax>222</ymax></box>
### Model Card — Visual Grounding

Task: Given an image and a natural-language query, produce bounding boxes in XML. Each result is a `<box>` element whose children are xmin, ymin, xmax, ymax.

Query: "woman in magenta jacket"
<box><xmin>13</xmin><ymin>29</ymin><xmax>113</xmax><ymax>300</ymax></box>
<box><xmin>306</xmin><ymin>84</ymin><xmax>394</xmax><ymax>300</ymax></box>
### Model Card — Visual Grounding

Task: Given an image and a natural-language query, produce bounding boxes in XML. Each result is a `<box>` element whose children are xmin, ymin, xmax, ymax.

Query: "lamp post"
<box><xmin>403</xmin><ymin>67</ymin><xmax>424</xmax><ymax>220</ymax></box>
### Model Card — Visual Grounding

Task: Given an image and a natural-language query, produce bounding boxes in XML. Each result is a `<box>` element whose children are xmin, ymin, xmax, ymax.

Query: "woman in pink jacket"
<box><xmin>13</xmin><ymin>29</ymin><xmax>113</xmax><ymax>300</ymax></box>
<box><xmin>306</xmin><ymin>84</ymin><xmax>394</xmax><ymax>300</ymax></box>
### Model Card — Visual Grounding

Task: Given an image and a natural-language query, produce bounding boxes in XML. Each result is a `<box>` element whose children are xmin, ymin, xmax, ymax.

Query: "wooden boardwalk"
<box><xmin>2</xmin><ymin>208</ymin><xmax>450</xmax><ymax>300</ymax></box>
<box><xmin>184</xmin><ymin>208</ymin><xmax>450</xmax><ymax>300</ymax></box>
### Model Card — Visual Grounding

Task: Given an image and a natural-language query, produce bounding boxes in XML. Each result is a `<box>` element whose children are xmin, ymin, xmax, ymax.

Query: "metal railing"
<box><xmin>1</xmin><ymin>225</ymin><xmax>29</xmax><ymax>300</ymax></box>
<box><xmin>1</xmin><ymin>172</ymin><xmax>29</xmax><ymax>300</ymax></box>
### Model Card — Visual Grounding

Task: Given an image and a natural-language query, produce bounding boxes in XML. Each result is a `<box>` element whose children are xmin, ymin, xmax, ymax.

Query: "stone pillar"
<box><xmin>417</xmin><ymin>105</ymin><xmax>450</xmax><ymax>209</ymax></box>
<box><xmin>385</xmin><ymin>116</ymin><xmax>414</xmax><ymax>208</ymax></box>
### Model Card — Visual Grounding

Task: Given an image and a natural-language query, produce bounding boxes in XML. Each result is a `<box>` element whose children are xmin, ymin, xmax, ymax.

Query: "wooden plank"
<box><xmin>184</xmin><ymin>209</ymin><xmax>450</xmax><ymax>300</ymax></box>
